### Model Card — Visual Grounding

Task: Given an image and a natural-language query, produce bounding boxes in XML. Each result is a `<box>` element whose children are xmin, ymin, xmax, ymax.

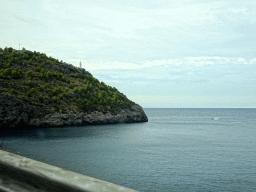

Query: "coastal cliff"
<box><xmin>0</xmin><ymin>47</ymin><xmax>148</xmax><ymax>129</ymax></box>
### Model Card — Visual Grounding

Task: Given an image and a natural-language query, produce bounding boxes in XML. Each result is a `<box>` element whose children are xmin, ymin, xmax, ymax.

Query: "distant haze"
<box><xmin>1</xmin><ymin>0</ymin><xmax>256</xmax><ymax>108</ymax></box>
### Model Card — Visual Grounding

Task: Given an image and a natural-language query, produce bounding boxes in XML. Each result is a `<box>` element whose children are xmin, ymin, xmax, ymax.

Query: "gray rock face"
<box><xmin>0</xmin><ymin>93</ymin><xmax>148</xmax><ymax>129</ymax></box>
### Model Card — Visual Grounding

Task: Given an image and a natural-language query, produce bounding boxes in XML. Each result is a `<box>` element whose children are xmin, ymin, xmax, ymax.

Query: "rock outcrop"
<box><xmin>0</xmin><ymin>93</ymin><xmax>148</xmax><ymax>130</ymax></box>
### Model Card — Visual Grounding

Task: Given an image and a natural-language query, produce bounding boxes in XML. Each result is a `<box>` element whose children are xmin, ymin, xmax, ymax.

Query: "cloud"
<box><xmin>1</xmin><ymin>0</ymin><xmax>256</xmax><ymax>64</ymax></box>
<box><xmin>77</xmin><ymin>57</ymin><xmax>256</xmax><ymax>71</ymax></box>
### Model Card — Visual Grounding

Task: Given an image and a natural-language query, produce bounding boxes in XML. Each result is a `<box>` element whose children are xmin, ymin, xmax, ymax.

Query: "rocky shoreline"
<box><xmin>0</xmin><ymin>93</ymin><xmax>148</xmax><ymax>129</ymax></box>
<box><xmin>29</xmin><ymin>104</ymin><xmax>148</xmax><ymax>128</ymax></box>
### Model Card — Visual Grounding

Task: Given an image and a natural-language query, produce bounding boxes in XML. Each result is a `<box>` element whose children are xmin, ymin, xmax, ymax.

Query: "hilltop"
<box><xmin>0</xmin><ymin>47</ymin><xmax>148</xmax><ymax>129</ymax></box>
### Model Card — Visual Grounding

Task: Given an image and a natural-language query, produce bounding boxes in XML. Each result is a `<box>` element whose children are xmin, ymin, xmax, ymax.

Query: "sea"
<box><xmin>1</xmin><ymin>108</ymin><xmax>256</xmax><ymax>192</ymax></box>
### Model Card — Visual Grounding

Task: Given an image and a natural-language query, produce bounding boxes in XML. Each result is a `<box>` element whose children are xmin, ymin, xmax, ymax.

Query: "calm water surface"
<box><xmin>1</xmin><ymin>108</ymin><xmax>256</xmax><ymax>192</ymax></box>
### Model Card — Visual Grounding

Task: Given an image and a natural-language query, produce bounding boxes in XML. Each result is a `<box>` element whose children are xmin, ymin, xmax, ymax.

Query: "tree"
<box><xmin>28</xmin><ymin>59</ymin><xmax>32</xmax><ymax>65</ymax></box>
<box><xmin>39</xmin><ymin>85</ymin><xmax>44</xmax><ymax>91</ymax></box>
<box><xmin>53</xmin><ymin>96</ymin><xmax>60</xmax><ymax>104</ymax></box>
<box><xmin>39</xmin><ymin>95</ymin><xmax>47</xmax><ymax>103</ymax></box>
<box><xmin>3</xmin><ymin>68</ymin><xmax>12</xmax><ymax>76</ymax></box>
<box><xmin>11</xmin><ymin>68</ymin><xmax>21</xmax><ymax>78</ymax></box>
<box><xmin>26</xmin><ymin>88</ymin><xmax>36</xmax><ymax>97</ymax></box>
<box><xmin>7</xmin><ymin>47</ymin><xmax>13</xmax><ymax>53</ymax></box>
<box><xmin>106</xmin><ymin>97</ymin><xmax>112</xmax><ymax>106</ymax></box>
<box><xmin>52</xmin><ymin>87</ymin><xmax>60</xmax><ymax>96</ymax></box>
<box><xmin>27</xmin><ymin>71</ymin><xmax>33</xmax><ymax>78</ymax></box>
<box><xmin>21</xmin><ymin>47</ymin><xmax>26</xmax><ymax>53</ymax></box>
<box><xmin>36</xmin><ymin>67</ymin><xmax>41</xmax><ymax>72</ymax></box>
<box><xmin>36</xmin><ymin>56</ymin><xmax>41</xmax><ymax>62</ymax></box>
<box><xmin>6</xmin><ymin>63</ymin><xmax>11</xmax><ymax>68</ymax></box>
<box><xmin>41</xmin><ymin>62</ymin><xmax>46</xmax><ymax>67</ymax></box>
<box><xmin>73</xmin><ymin>87</ymin><xmax>78</xmax><ymax>93</ymax></box>
<box><xmin>3</xmin><ymin>47</ymin><xmax>8</xmax><ymax>54</ymax></box>
<box><xmin>27</xmin><ymin>80</ymin><xmax>33</xmax><ymax>87</ymax></box>
<box><xmin>69</xmin><ymin>83</ymin><xmax>74</xmax><ymax>89</ymax></box>
<box><xmin>11</xmin><ymin>88</ymin><xmax>17</xmax><ymax>95</ymax></box>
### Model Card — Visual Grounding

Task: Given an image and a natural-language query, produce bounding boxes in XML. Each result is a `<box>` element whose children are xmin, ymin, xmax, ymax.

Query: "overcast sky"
<box><xmin>1</xmin><ymin>0</ymin><xmax>256</xmax><ymax>108</ymax></box>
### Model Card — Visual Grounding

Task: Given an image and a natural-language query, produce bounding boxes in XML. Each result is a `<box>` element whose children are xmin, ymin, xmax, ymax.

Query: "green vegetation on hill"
<box><xmin>0</xmin><ymin>47</ymin><xmax>135</xmax><ymax>114</ymax></box>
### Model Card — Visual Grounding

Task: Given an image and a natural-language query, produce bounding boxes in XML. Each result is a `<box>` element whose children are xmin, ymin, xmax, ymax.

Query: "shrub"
<box><xmin>36</xmin><ymin>56</ymin><xmax>41</xmax><ymax>62</ymax></box>
<box><xmin>28</xmin><ymin>59</ymin><xmax>32</xmax><ymax>65</ymax></box>
<box><xmin>19</xmin><ymin>69</ymin><xmax>23</xmax><ymax>76</ymax></box>
<box><xmin>40</xmin><ymin>53</ymin><xmax>47</xmax><ymax>59</ymax></box>
<box><xmin>11</xmin><ymin>69</ymin><xmax>19</xmax><ymax>78</ymax></box>
<box><xmin>26</xmin><ymin>88</ymin><xmax>36</xmax><ymax>97</ymax></box>
<box><xmin>108</xmin><ymin>90</ymin><xmax>113</xmax><ymax>96</ymax></box>
<box><xmin>61</xmin><ymin>76</ymin><xmax>66</xmax><ymax>82</ymax></box>
<box><xmin>27</xmin><ymin>80</ymin><xmax>33</xmax><ymax>87</ymax></box>
<box><xmin>39</xmin><ymin>85</ymin><xmax>44</xmax><ymax>91</ymax></box>
<box><xmin>22</xmin><ymin>80</ymin><xmax>26</xmax><ymax>85</ymax></box>
<box><xmin>3</xmin><ymin>47</ymin><xmax>8</xmax><ymax>54</ymax></box>
<box><xmin>6</xmin><ymin>63</ymin><xmax>11</xmax><ymax>68</ymax></box>
<box><xmin>11</xmin><ymin>88</ymin><xmax>17</xmax><ymax>95</ymax></box>
<box><xmin>11</xmin><ymin>68</ymin><xmax>22</xmax><ymax>79</ymax></box>
<box><xmin>73</xmin><ymin>87</ymin><xmax>78</xmax><ymax>93</ymax></box>
<box><xmin>45</xmin><ymin>83</ymin><xmax>50</xmax><ymax>88</ymax></box>
<box><xmin>39</xmin><ymin>95</ymin><xmax>47</xmax><ymax>103</ymax></box>
<box><xmin>23</xmin><ymin>54</ymin><xmax>28</xmax><ymax>60</ymax></box>
<box><xmin>45</xmin><ymin>71</ymin><xmax>53</xmax><ymax>80</ymax></box>
<box><xmin>36</xmin><ymin>66</ymin><xmax>41</xmax><ymax>72</ymax></box>
<box><xmin>52</xmin><ymin>87</ymin><xmax>61</xmax><ymax>96</ymax></box>
<box><xmin>7</xmin><ymin>47</ymin><xmax>13</xmax><ymax>53</ymax></box>
<box><xmin>112</xmin><ymin>87</ymin><xmax>118</xmax><ymax>92</ymax></box>
<box><xmin>21</xmin><ymin>47</ymin><xmax>26</xmax><ymax>53</ymax></box>
<box><xmin>53</xmin><ymin>96</ymin><xmax>60</xmax><ymax>104</ymax></box>
<box><xmin>69</xmin><ymin>83</ymin><xmax>74</xmax><ymax>89</ymax></box>
<box><xmin>0</xmin><ymin>62</ymin><xmax>2</xmax><ymax>67</ymax></box>
<box><xmin>10</xmin><ymin>52</ymin><xmax>15</xmax><ymax>57</ymax></box>
<box><xmin>27</xmin><ymin>70</ymin><xmax>33</xmax><ymax>78</ymax></box>
<box><xmin>14</xmin><ymin>57</ymin><xmax>20</xmax><ymax>62</ymax></box>
<box><xmin>63</xmin><ymin>92</ymin><xmax>69</xmax><ymax>98</ymax></box>
<box><xmin>3</xmin><ymin>68</ymin><xmax>12</xmax><ymax>76</ymax></box>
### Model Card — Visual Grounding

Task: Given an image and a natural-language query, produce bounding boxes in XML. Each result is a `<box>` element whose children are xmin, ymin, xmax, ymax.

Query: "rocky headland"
<box><xmin>0</xmin><ymin>93</ymin><xmax>148</xmax><ymax>129</ymax></box>
<box><xmin>0</xmin><ymin>47</ymin><xmax>148</xmax><ymax>130</ymax></box>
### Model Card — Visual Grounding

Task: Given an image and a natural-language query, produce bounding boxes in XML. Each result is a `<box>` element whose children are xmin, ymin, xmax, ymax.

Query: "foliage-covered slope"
<box><xmin>0</xmin><ymin>47</ymin><xmax>135</xmax><ymax>115</ymax></box>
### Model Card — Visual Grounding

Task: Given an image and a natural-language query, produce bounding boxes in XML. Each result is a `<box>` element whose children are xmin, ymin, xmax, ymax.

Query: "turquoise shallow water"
<box><xmin>1</xmin><ymin>108</ymin><xmax>256</xmax><ymax>192</ymax></box>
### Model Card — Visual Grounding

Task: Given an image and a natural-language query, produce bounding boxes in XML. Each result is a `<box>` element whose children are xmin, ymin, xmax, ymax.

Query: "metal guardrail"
<box><xmin>0</xmin><ymin>150</ymin><xmax>139</xmax><ymax>192</ymax></box>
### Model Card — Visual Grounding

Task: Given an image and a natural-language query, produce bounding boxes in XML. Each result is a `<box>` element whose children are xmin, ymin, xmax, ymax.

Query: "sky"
<box><xmin>1</xmin><ymin>0</ymin><xmax>256</xmax><ymax>108</ymax></box>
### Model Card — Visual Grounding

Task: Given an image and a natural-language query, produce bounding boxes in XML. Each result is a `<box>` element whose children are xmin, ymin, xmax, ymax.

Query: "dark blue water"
<box><xmin>1</xmin><ymin>108</ymin><xmax>256</xmax><ymax>192</ymax></box>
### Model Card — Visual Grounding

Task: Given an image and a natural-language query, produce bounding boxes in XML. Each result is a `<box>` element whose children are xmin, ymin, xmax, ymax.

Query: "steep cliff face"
<box><xmin>0</xmin><ymin>93</ymin><xmax>147</xmax><ymax>129</ymax></box>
